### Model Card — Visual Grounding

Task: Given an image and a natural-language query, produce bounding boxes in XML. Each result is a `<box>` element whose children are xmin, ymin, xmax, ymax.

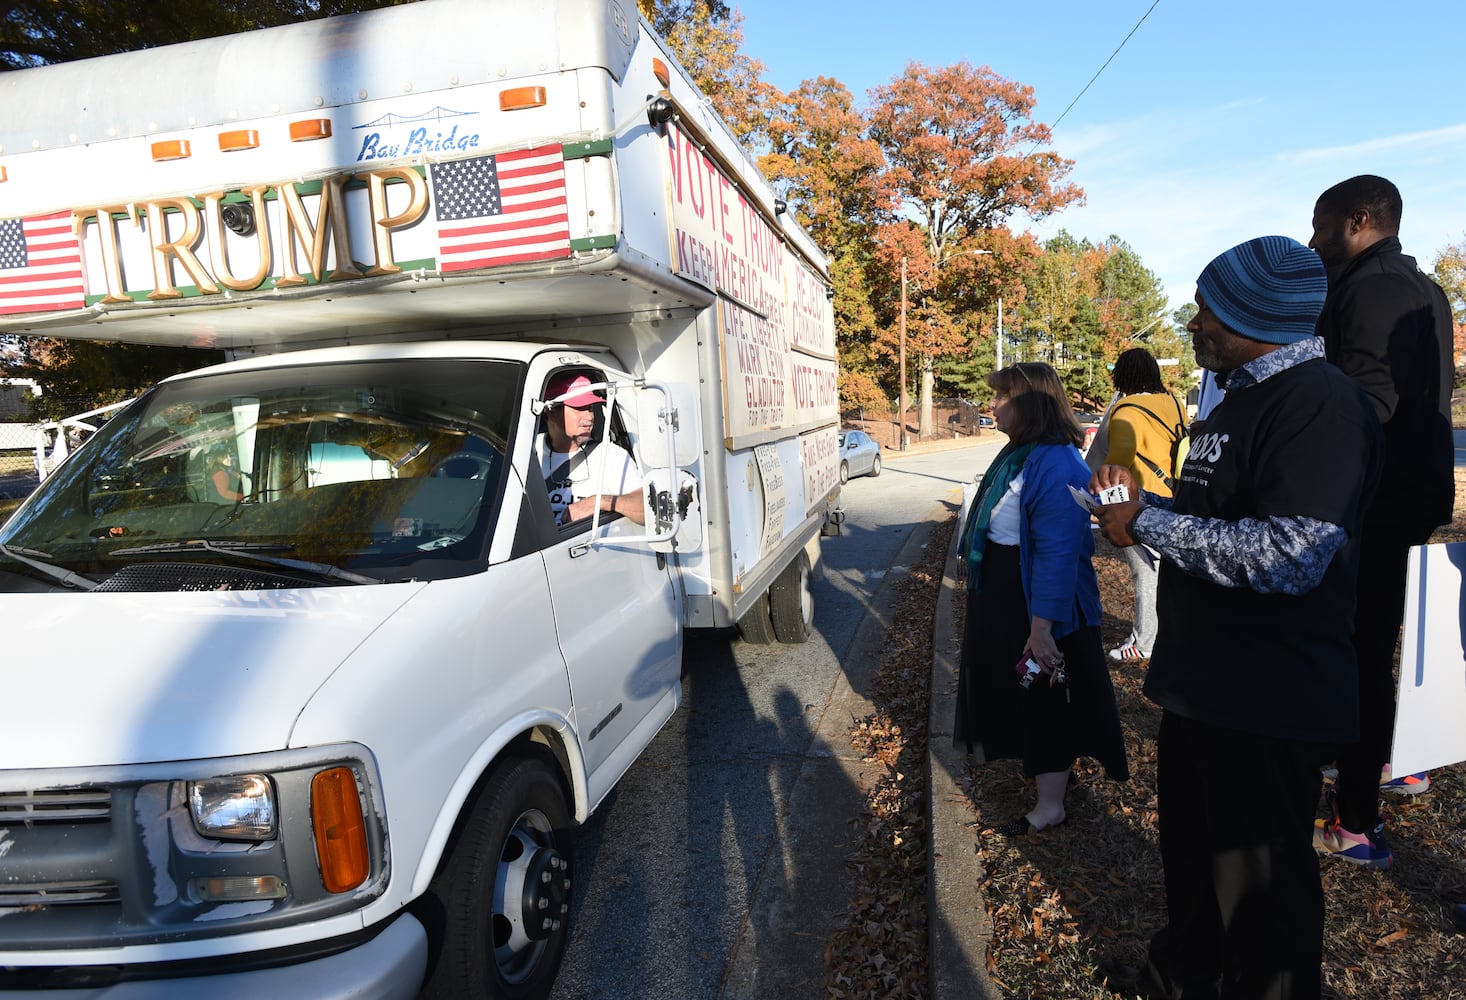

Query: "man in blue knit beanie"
<box><xmin>1092</xmin><ymin>236</ymin><xmax>1382</xmax><ymax>999</ymax></box>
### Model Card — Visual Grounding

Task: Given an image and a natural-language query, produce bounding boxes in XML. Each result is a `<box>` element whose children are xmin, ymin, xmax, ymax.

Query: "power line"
<box><xmin>1028</xmin><ymin>0</ymin><xmax>1162</xmax><ymax>153</ymax></box>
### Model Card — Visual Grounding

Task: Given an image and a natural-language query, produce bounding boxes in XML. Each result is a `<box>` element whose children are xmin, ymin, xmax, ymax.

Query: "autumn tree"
<box><xmin>759</xmin><ymin>77</ymin><xmax>894</xmax><ymax>414</ymax></box>
<box><xmin>1092</xmin><ymin>237</ymin><xmax>1189</xmax><ymax>399</ymax></box>
<box><xmin>1014</xmin><ymin>232</ymin><xmax>1179</xmax><ymax>410</ymax></box>
<box><xmin>866</xmin><ymin>61</ymin><xmax>1082</xmax><ymax>437</ymax></box>
<box><xmin>637</xmin><ymin>0</ymin><xmax>774</xmax><ymax>146</ymax></box>
<box><xmin>1434</xmin><ymin>235</ymin><xmax>1466</xmax><ymax>367</ymax></box>
<box><xmin>1</xmin><ymin>338</ymin><xmax>220</xmax><ymax>420</ymax></box>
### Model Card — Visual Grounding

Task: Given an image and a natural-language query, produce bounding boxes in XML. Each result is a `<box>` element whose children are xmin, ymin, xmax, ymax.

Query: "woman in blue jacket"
<box><xmin>954</xmin><ymin>362</ymin><xmax>1128</xmax><ymax>834</ymax></box>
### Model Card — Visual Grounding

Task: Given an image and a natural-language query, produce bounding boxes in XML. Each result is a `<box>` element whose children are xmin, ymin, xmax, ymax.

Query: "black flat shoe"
<box><xmin>1095</xmin><ymin>958</ymin><xmax>1157</xmax><ymax>998</ymax></box>
<box><xmin>994</xmin><ymin>815</ymin><xmax>1066</xmax><ymax>837</ymax></box>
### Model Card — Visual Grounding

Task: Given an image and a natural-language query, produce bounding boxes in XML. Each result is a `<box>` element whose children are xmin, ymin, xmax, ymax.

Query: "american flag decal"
<box><xmin>431</xmin><ymin>144</ymin><xmax>571</xmax><ymax>271</ymax></box>
<box><xmin>0</xmin><ymin>211</ymin><xmax>86</xmax><ymax>316</ymax></box>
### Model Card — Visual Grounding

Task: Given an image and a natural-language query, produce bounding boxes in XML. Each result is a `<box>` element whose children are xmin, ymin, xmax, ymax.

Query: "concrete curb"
<box><xmin>927</xmin><ymin>514</ymin><xmax>1002</xmax><ymax>999</ymax></box>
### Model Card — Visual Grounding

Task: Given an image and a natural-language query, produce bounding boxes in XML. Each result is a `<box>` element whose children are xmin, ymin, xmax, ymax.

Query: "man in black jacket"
<box><xmin>1309</xmin><ymin>174</ymin><xmax>1456</xmax><ymax>869</ymax></box>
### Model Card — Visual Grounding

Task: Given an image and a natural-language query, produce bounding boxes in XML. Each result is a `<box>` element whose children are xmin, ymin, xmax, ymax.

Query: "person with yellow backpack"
<box><xmin>1099</xmin><ymin>347</ymin><xmax>1188</xmax><ymax>661</ymax></box>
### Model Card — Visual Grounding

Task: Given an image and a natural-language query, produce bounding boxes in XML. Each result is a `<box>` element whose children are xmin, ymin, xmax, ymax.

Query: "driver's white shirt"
<box><xmin>537</xmin><ymin>437</ymin><xmax>641</xmax><ymax>523</ymax></box>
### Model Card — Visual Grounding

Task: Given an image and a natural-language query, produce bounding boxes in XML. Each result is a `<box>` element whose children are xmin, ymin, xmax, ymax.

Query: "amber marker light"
<box><xmin>652</xmin><ymin>58</ymin><xmax>671</xmax><ymax>88</ymax></box>
<box><xmin>289</xmin><ymin>119</ymin><xmax>333</xmax><ymax>142</ymax></box>
<box><xmin>499</xmin><ymin>86</ymin><xmax>547</xmax><ymax>111</ymax></box>
<box><xmin>151</xmin><ymin>139</ymin><xmax>191</xmax><ymax>161</ymax></box>
<box><xmin>311</xmin><ymin>767</ymin><xmax>370</xmax><ymax>893</ymax></box>
<box><xmin>0</xmin><ymin>166</ymin><xmax>7</xmax><ymax>182</ymax></box>
<box><xmin>218</xmin><ymin>129</ymin><xmax>260</xmax><ymax>152</ymax></box>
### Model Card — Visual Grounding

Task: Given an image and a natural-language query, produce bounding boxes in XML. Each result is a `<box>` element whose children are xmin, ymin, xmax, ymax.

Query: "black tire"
<box><xmin>737</xmin><ymin>591</ymin><xmax>776</xmax><ymax>645</ymax></box>
<box><xmin>869</xmin><ymin>454</ymin><xmax>881</xmax><ymax>477</ymax></box>
<box><xmin>839</xmin><ymin>461</ymin><xmax>850</xmax><ymax>485</ymax></box>
<box><xmin>769</xmin><ymin>550</ymin><xmax>813</xmax><ymax>644</ymax></box>
<box><xmin>420</xmin><ymin>750</ymin><xmax>573</xmax><ymax>1000</ymax></box>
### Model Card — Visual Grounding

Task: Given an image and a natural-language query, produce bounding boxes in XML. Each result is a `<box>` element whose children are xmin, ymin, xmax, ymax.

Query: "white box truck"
<box><xmin>0</xmin><ymin>1</ymin><xmax>842</xmax><ymax>996</ymax></box>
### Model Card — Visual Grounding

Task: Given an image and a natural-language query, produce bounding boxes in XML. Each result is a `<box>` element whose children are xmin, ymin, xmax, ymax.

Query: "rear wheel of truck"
<box><xmin>769</xmin><ymin>551</ymin><xmax>813</xmax><ymax>644</ymax></box>
<box><xmin>420</xmin><ymin>749</ymin><xmax>573</xmax><ymax>1000</ymax></box>
<box><xmin>737</xmin><ymin>591</ymin><xmax>777</xmax><ymax>644</ymax></box>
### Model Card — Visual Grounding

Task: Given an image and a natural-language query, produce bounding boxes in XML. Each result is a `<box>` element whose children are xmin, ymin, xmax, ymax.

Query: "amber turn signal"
<box><xmin>289</xmin><ymin>119</ymin><xmax>333</xmax><ymax>142</ymax></box>
<box><xmin>218</xmin><ymin>129</ymin><xmax>260</xmax><ymax>152</ymax></box>
<box><xmin>499</xmin><ymin>86</ymin><xmax>547</xmax><ymax>111</ymax></box>
<box><xmin>150</xmin><ymin>139</ymin><xmax>191</xmax><ymax>161</ymax></box>
<box><xmin>311</xmin><ymin>767</ymin><xmax>370</xmax><ymax>893</ymax></box>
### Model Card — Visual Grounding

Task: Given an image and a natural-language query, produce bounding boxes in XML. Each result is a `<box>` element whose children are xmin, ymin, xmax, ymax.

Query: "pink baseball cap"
<box><xmin>546</xmin><ymin>372</ymin><xmax>604</xmax><ymax>409</ymax></box>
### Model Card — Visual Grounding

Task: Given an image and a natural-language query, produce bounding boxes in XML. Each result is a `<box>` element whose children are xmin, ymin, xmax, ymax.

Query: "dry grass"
<box><xmin>965</xmin><ymin>467</ymin><xmax>1466</xmax><ymax>999</ymax></box>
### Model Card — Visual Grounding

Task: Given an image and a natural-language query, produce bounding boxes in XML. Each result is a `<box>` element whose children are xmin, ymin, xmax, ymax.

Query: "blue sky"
<box><xmin>732</xmin><ymin>0</ymin><xmax>1466</xmax><ymax>309</ymax></box>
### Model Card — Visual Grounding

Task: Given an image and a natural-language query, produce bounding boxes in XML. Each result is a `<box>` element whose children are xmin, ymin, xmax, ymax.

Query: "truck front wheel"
<box><xmin>769</xmin><ymin>551</ymin><xmax>813</xmax><ymax>644</ymax></box>
<box><xmin>420</xmin><ymin>750</ymin><xmax>573</xmax><ymax>999</ymax></box>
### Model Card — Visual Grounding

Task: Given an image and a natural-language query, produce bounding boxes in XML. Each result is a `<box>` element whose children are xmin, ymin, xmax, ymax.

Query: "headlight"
<box><xmin>189</xmin><ymin>774</ymin><xmax>277</xmax><ymax>840</ymax></box>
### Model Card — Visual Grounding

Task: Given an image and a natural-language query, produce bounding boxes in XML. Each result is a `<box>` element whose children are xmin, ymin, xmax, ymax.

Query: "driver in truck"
<box><xmin>537</xmin><ymin>371</ymin><xmax>646</xmax><ymax>525</ymax></box>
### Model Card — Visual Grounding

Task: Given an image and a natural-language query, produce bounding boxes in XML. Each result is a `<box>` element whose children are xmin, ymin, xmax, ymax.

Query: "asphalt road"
<box><xmin>548</xmin><ymin>436</ymin><xmax>1005</xmax><ymax>1000</ymax></box>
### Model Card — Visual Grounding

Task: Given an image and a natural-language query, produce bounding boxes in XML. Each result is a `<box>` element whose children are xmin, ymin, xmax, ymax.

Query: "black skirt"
<box><xmin>953</xmin><ymin>541</ymin><xmax>1129</xmax><ymax>780</ymax></box>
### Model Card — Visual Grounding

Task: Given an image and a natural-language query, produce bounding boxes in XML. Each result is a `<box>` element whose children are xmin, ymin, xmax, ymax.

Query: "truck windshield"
<box><xmin>0</xmin><ymin>358</ymin><xmax>522</xmax><ymax>588</ymax></box>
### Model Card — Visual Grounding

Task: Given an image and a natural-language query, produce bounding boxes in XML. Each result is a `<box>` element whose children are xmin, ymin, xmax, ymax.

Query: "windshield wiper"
<box><xmin>0</xmin><ymin>543</ymin><xmax>99</xmax><ymax>592</ymax></box>
<box><xmin>110</xmin><ymin>539</ymin><xmax>381</xmax><ymax>586</ymax></box>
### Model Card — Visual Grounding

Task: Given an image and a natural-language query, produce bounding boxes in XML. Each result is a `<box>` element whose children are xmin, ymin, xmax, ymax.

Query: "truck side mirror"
<box><xmin>645</xmin><ymin>468</ymin><xmax>701</xmax><ymax>554</ymax></box>
<box><xmin>637</xmin><ymin>381</ymin><xmax>698</xmax><ymax>468</ymax></box>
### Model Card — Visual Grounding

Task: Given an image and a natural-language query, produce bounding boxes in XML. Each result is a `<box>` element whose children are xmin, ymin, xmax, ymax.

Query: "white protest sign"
<box><xmin>1390</xmin><ymin>542</ymin><xmax>1466</xmax><ymax>775</ymax></box>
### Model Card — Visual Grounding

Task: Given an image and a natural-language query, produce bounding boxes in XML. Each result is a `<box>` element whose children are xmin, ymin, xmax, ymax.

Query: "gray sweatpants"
<box><xmin>1121</xmin><ymin>542</ymin><xmax>1159</xmax><ymax>653</ymax></box>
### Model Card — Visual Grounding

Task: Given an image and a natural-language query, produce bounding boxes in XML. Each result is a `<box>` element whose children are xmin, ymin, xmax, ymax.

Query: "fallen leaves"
<box><xmin>822</xmin><ymin>520</ymin><xmax>952</xmax><ymax>998</ymax></box>
<box><xmin>820</xmin><ymin>468</ymin><xmax>1466</xmax><ymax>999</ymax></box>
<box><xmin>965</xmin><ymin>502</ymin><xmax>1466</xmax><ymax>1000</ymax></box>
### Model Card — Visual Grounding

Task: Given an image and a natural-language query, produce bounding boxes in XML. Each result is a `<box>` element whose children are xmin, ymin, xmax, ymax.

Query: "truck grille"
<box><xmin>0</xmin><ymin>788</ymin><xmax>111</xmax><ymax>825</ymax></box>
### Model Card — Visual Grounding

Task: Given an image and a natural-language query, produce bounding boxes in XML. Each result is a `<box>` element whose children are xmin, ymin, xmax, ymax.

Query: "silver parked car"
<box><xmin>838</xmin><ymin>429</ymin><xmax>882</xmax><ymax>483</ymax></box>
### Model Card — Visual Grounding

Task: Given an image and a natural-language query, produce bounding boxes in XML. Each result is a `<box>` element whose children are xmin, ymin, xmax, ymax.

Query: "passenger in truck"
<box><xmin>536</xmin><ymin>371</ymin><xmax>645</xmax><ymax>526</ymax></box>
<box><xmin>207</xmin><ymin>448</ymin><xmax>244</xmax><ymax>502</ymax></box>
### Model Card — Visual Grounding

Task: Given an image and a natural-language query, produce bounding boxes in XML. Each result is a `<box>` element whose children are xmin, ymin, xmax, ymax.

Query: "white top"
<box><xmin>537</xmin><ymin>438</ymin><xmax>642</xmax><ymax>523</ymax></box>
<box><xmin>986</xmin><ymin>471</ymin><xmax>1024</xmax><ymax>545</ymax></box>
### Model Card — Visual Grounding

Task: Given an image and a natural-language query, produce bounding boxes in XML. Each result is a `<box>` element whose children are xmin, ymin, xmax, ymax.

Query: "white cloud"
<box><xmin>1023</xmin><ymin>112</ymin><xmax>1466</xmax><ymax>308</ymax></box>
<box><xmin>1281</xmin><ymin>122</ymin><xmax>1466</xmax><ymax>163</ymax></box>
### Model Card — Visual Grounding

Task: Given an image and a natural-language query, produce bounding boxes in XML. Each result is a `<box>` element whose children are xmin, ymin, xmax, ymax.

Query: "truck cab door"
<box><xmin>515</xmin><ymin>358</ymin><xmax>683</xmax><ymax>795</ymax></box>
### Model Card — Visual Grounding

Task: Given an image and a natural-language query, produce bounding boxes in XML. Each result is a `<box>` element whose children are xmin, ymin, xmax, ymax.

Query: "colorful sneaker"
<box><xmin>1318</xmin><ymin>764</ymin><xmax>1431</xmax><ymax>795</ymax></box>
<box><xmin>1313</xmin><ymin>818</ymin><xmax>1393</xmax><ymax>869</ymax></box>
<box><xmin>1108</xmin><ymin>641</ymin><xmax>1149</xmax><ymax>662</ymax></box>
<box><xmin>1380</xmin><ymin>764</ymin><xmax>1430</xmax><ymax>796</ymax></box>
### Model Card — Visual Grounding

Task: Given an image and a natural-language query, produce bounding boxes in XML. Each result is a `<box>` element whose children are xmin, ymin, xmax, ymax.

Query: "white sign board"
<box><xmin>1390</xmin><ymin>542</ymin><xmax>1466</xmax><ymax>775</ymax></box>
<box><xmin>754</xmin><ymin>442</ymin><xmax>788</xmax><ymax>558</ymax></box>
<box><xmin>799</xmin><ymin>426</ymin><xmax>840</xmax><ymax>515</ymax></box>
<box><xmin>665</xmin><ymin>123</ymin><xmax>783</xmax><ymax>318</ymax></box>
<box><xmin>720</xmin><ymin>301</ymin><xmax>790</xmax><ymax>440</ymax></box>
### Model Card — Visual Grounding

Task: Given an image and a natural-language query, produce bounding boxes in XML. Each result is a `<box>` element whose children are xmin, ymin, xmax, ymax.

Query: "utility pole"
<box><xmin>996</xmin><ymin>296</ymin><xmax>1004</xmax><ymax>371</ymax></box>
<box><xmin>898</xmin><ymin>256</ymin><xmax>907</xmax><ymax>451</ymax></box>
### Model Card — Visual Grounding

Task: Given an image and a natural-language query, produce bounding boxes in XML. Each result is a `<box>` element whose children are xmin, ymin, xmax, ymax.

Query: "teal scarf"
<box><xmin>958</xmin><ymin>441</ymin><xmax>1036</xmax><ymax>591</ymax></box>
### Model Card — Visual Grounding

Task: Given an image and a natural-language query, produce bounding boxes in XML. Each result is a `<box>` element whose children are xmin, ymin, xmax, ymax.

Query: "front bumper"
<box><xmin>0</xmin><ymin>912</ymin><xmax>427</xmax><ymax>999</ymax></box>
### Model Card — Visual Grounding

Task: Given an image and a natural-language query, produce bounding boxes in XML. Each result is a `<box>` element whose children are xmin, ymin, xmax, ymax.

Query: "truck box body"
<box><xmin>0</xmin><ymin>1</ymin><xmax>840</xmax><ymax>996</ymax></box>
